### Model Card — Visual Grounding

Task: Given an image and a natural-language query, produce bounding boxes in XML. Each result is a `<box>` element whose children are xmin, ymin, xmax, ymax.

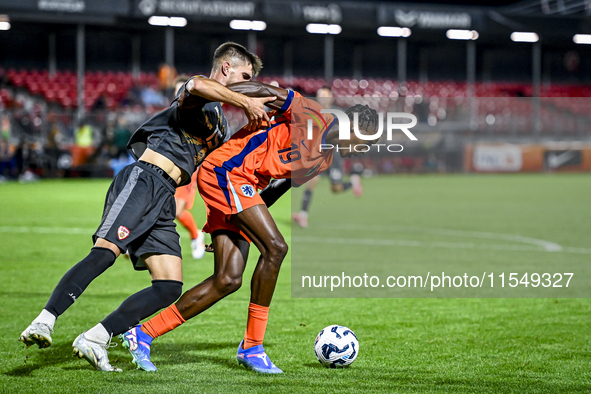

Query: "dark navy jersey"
<box><xmin>127</xmin><ymin>76</ymin><xmax>230</xmax><ymax>187</ymax></box>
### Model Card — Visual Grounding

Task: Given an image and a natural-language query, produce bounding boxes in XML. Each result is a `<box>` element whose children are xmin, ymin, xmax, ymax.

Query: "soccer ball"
<box><xmin>314</xmin><ymin>325</ymin><xmax>359</xmax><ymax>368</ymax></box>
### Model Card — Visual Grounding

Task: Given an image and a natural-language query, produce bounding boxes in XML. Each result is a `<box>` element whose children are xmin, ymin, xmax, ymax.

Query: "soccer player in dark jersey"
<box><xmin>19</xmin><ymin>42</ymin><xmax>277</xmax><ymax>372</ymax></box>
<box><xmin>119</xmin><ymin>84</ymin><xmax>379</xmax><ymax>373</ymax></box>
<box><xmin>171</xmin><ymin>75</ymin><xmax>206</xmax><ymax>259</ymax></box>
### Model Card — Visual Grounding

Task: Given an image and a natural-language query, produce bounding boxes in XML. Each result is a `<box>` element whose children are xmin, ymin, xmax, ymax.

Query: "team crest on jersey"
<box><xmin>118</xmin><ymin>226</ymin><xmax>130</xmax><ymax>240</ymax></box>
<box><xmin>240</xmin><ymin>185</ymin><xmax>255</xmax><ymax>197</ymax></box>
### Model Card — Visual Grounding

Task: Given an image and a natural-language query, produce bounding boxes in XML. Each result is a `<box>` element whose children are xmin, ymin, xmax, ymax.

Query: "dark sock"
<box><xmin>302</xmin><ymin>189</ymin><xmax>313</xmax><ymax>213</ymax></box>
<box><xmin>101</xmin><ymin>280</ymin><xmax>183</xmax><ymax>336</ymax></box>
<box><xmin>45</xmin><ymin>247</ymin><xmax>117</xmax><ymax>317</ymax></box>
<box><xmin>342</xmin><ymin>182</ymin><xmax>352</xmax><ymax>191</ymax></box>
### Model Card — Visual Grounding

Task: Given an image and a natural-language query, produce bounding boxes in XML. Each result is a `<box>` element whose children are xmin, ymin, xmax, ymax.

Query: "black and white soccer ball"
<box><xmin>314</xmin><ymin>325</ymin><xmax>359</xmax><ymax>368</ymax></box>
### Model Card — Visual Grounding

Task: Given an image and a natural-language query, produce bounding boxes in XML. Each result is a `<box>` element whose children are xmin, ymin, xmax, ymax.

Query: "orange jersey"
<box><xmin>204</xmin><ymin>90</ymin><xmax>337</xmax><ymax>190</ymax></box>
<box><xmin>197</xmin><ymin>90</ymin><xmax>337</xmax><ymax>235</ymax></box>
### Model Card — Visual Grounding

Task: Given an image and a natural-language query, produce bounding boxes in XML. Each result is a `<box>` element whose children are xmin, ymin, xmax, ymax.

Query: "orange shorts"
<box><xmin>197</xmin><ymin>161</ymin><xmax>264</xmax><ymax>238</ymax></box>
<box><xmin>174</xmin><ymin>170</ymin><xmax>198</xmax><ymax>210</ymax></box>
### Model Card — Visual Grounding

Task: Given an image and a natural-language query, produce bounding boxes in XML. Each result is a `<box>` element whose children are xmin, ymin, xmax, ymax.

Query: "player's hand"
<box><xmin>243</xmin><ymin>96</ymin><xmax>276</xmax><ymax>131</ymax></box>
<box><xmin>205</xmin><ymin>243</ymin><xmax>214</xmax><ymax>253</ymax></box>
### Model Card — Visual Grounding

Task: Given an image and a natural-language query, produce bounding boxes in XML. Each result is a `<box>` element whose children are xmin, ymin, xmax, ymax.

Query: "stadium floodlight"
<box><xmin>306</xmin><ymin>23</ymin><xmax>342</xmax><ymax>35</ymax></box>
<box><xmin>0</xmin><ymin>14</ymin><xmax>9</xmax><ymax>30</ymax></box>
<box><xmin>446</xmin><ymin>29</ymin><xmax>479</xmax><ymax>40</ymax></box>
<box><xmin>148</xmin><ymin>16</ymin><xmax>187</xmax><ymax>27</ymax></box>
<box><xmin>573</xmin><ymin>34</ymin><xmax>591</xmax><ymax>44</ymax></box>
<box><xmin>377</xmin><ymin>26</ymin><xmax>411</xmax><ymax>38</ymax></box>
<box><xmin>168</xmin><ymin>17</ymin><xmax>187</xmax><ymax>27</ymax></box>
<box><xmin>148</xmin><ymin>16</ymin><xmax>169</xmax><ymax>26</ymax></box>
<box><xmin>251</xmin><ymin>21</ymin><xmax>266</xmax><ymax>31</ymax></box>
<box><xmin>510</xmin><ymin>32</ymin><xmax>539</xmax><ymax>43</ymax></box>
<box><xmin>229</xmin><ymin>20</ymin><xmax>267</xmax><ymax>31</ymax></box>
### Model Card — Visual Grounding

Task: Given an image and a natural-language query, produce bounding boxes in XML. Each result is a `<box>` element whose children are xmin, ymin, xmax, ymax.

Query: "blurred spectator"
<box><xmin>72</xmin><ymin>121</ymin><xmax>95</xmax><ymax>168</ymax></box>
<box><xmin>92</xmin><ymin>94</ymin><xmax>109</xmax><ymax>111</ymax></box>
<box><xmin>19</xmin><ymin>142</ymin><xmax>43</xmax><ymax>182</ymax></box>
<box><xmin>158</xmin><ymin>62</ymin><xmax>177</xmax><ymax>99</ymax></box>
<box><xmin>1</xmin><ymin>115</ymin><xmax>10</xmax><ymax>140</ymax></box>
<box><xmin>110</xmin><ymin>115</ymin><xmax>132</xmax><ymax>159</ymax></box>
<box><xmin>140</xmin><ymin>86</ymin><xmax>165</xmax><ymax>107</ymax></box>
<box><xmin>120</xmin><ymin>81</ymin><xmax>143</xmax><ymax>107</ymax></box>
<box><xmin>0</xmin><ymin>137</ymin><xmax>17</xmax><ymax>179</ymax></box>
<box><xmin>45</xmin><ymin>118</ymin><xmax>65</xmax><ymax>177</ymax></box>
<box><xmin>75</xmin><ymin>122</ymin><xmax>94</xmax><ymax>147</ymax></box>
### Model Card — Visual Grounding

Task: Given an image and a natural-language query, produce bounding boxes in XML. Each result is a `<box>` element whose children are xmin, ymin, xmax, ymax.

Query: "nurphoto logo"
<box><xmin>307</xmin><ymin>109</ymin><xmax>419</xmax><ymax>153</ymax></box>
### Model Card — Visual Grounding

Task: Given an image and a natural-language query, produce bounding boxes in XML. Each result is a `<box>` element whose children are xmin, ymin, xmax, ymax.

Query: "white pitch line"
<box><xmin>2</xmin><ymin>226</ymin><xmax>589</xmax><ymax>254</ymax></box>
<box><xmin>312</xmin><ymin>224</ymin><xmax>564</xmax><ymax>252</ymax></box>
<box><xmin>292</xmin><ymin>236</ymin><xmax>591</xmax><ymax>255</ymax></box>
<box><xmin>0</xmin><ymin>226</ymin><xmax>95</xmax><ymax>235</ymax></box>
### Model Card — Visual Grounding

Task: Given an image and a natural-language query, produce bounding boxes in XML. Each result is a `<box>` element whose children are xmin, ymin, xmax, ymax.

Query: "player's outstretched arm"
<box><xmin>226</xmin><ymin>82</ymin><xmax>290</xmax><ymax>112</ymax></box>
<box><xmin>259</xmin><ymin>179</ymin><xmax>292</xmax><ymax>208</ymax></box>
<box><xmin>184</xmin><ymin>77</ymin><xmax>275</xmax><ymax>131</ymax></box>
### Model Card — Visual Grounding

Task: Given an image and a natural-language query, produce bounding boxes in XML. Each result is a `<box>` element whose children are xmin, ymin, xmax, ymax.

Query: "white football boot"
<box><xmin>191</xmin><ymin>231</ymin><xmax>206</xmax><ymax>259</ymax></box>
<box><xmin>72</xmin><ymin>332</ymin><xmax>122</xmax><ymax>372</ymax></box>
<box><xmin>19</xmin><ymin>323</ymin><xmax>53</xmax><ymax>349</ymax></box>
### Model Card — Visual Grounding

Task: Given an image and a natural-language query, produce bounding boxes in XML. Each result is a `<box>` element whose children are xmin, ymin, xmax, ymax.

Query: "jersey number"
<box><xmin>278</xmin><ymin>143</ymin><xmax>301</xmax><ymax>164</ymax></box>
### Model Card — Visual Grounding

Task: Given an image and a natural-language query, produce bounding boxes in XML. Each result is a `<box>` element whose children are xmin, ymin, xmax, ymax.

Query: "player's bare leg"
<box><xmin>293</xmin><ymin>176</ymin><xmax>320</xmax><ymax>228</ymax></box>
<box><xmin>231</xmin><ymin>205</ymin><xmax>288</xmax><ymax>309</ymax></box>
<box><xmin>123</xmin><ymin>230</ymin><xmax>249</xmax><ymax>371</ymax></box>
<box><xmin>173</xmin><ymin>230</ymin><xmax>249</xmax><ymax>318</ymax></box>
<box><xmin>176</xmin><ymin>198</ymin><xmax>187</xmax><ymax>217</ymax></box>
<box><xmin>130</xmin><ymin>205</ymin><xmax>285</xmax><ymax>373</ymax></box>
<box><xmin>230</xmin><ymin>204</ymin><xmax>287</xmax><ymax>373</ymax></box>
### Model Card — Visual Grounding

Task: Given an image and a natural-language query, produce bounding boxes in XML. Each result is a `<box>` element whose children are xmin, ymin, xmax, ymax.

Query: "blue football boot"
<box><xmin>120</xmin><ymin>325</ymin><xmax>157</xmax><ymax>372</ymax></box>
<box><xmin>236</xmin><ymin>340</ymin><xmax>283</xmax><ymax>374</ymax></box>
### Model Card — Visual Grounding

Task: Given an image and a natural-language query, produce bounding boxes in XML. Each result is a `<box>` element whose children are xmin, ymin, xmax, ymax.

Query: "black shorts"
<box><xmin>93</xmin><ymin>161</ymin><xmax>181</xmax><ymax>270</ymax></box>
<box><xmin>327</xmin><ymin>153</ymin><xmax>344</xmax><ymax>185</ymax></box>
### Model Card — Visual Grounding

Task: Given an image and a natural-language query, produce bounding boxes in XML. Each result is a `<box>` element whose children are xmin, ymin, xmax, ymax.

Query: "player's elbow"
<box><xmin>187</xmin><ymin>77</ymin><xmax>206</xmax><ymax>95</ymax></box>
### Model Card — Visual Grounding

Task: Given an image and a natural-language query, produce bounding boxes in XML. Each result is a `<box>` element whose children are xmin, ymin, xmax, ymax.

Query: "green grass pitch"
<box><xmin>0</xmin><ymin>174</ymin><xmax>590</xmax><ymax>393</ymax></box>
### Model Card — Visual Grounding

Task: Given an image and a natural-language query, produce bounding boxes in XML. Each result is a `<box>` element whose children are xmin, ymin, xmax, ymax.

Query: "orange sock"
<box><xmin>141</xmin><ymin>304</ymin><xmax>186</xmax><ymax>339</ymax></box>
<box><xmin>243</xmin><ymin>303</ymin><xmax>269</xmax><ymax>349</ymax></box>
<box><xmin>178</xmin><ymin>210</ymin><xmax>199</xmax><ymax>240</ymax></box>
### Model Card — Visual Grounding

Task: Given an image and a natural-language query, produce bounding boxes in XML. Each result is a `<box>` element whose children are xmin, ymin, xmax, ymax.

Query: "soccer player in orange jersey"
<box><xmin>121</xmin><ymin>83</ymin><xmax>379</xmax><ymax>373</ymax></box>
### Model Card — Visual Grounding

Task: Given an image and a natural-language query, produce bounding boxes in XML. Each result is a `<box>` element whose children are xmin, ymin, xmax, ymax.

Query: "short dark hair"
<box><xmin>212</xmin><ymin>42</ymin><xmax>263</xmax><ymax>77</ymax></box>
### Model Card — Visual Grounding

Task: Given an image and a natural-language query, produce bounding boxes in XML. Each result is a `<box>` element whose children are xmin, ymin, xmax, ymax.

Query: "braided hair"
<box><xmin>345</xmin><ymin>104</ymin><xmax>379</xmax><ymax>139</ymax></box>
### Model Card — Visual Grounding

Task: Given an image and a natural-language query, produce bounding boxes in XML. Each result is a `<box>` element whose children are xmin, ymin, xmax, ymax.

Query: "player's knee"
<box><xmin>265</xmin><ymin>238</ymin><xmax>288</xmax><ymax>267</ymax></box>
<box><xmin>152</xmin><ymin>280</ymin><xmax>183</xmax><ymax>307</ymax></box>
<box><xmin>214</xmin><ymin>273</ymin><xmax>242</xmax><ymax>295</ymax></box>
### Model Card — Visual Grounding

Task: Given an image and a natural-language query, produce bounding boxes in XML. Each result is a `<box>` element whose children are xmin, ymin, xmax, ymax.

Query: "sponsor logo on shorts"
<box><xmin>240</xmin><ymin>185</ymin><xmax>255</xmax><ymax>197</ymax></box>
<box><xmin>118</xmin><ymin>226</ymin><xmax>130</xmax><ymax>240</ymax></box>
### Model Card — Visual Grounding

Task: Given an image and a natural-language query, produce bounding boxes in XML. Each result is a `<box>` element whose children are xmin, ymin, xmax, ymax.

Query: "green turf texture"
<box><xmin>1</xmin><ymin>175</ymin><xmax>590</xmax><ymax>393</ymax></box>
